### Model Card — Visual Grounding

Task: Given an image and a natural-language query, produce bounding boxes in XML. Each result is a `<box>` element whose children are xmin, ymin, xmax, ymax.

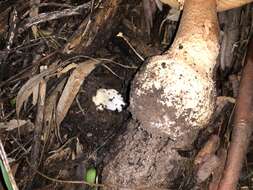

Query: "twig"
<box><xmin>6</xmin><ymin>8</ymin><xmax>18</xmax><ymax>50</ymax></box>
<box><xmin>37</xmin><ymin>2</ymin><xmax>73</xmax><ymax>8</ymax></box>
<box><xmin>25</xmin><ymin>158</ymin><xmax>108</xmax><ymax>188</ymax></box>
<box><xmin>19</xmin><ymin>2</ymin><xmax>91</xmax><ymax>33</ymax></box>
<box><xmin>26</xmin><ymin>156</ymin><xmax>169</xmax><ymax>190</ymax></box>
<box><xmin>116</xmin><ymin>32</ymin><xmax>145</xmax><ymax>62</ymax></box>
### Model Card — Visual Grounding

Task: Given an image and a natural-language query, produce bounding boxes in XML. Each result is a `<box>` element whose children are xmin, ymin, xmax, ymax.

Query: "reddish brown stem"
<box><xmin>218</xmin><ymin>37</ymin><xmax>253</xmax><ymax>190</ymax></box>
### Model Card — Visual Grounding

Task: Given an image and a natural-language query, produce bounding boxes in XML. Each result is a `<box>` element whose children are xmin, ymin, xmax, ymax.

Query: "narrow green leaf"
<box><xmin>0</xmin><ymin>159</ymin><xmax>14</xmax><ymax>190</ymax></box>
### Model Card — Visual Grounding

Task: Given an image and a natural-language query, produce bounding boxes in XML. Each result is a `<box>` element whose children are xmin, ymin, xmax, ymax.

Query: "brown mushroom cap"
<box><xmin>160</xmin><ymin>0</ymin><xmax>253</xmax><ymax>11</ymax></box>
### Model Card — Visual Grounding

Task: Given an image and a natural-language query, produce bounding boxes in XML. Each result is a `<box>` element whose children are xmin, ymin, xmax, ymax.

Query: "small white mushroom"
<box><xmin>92</xmin><ymin>88</ymin><xmax>125</xmax><ymax>112</ymax></box>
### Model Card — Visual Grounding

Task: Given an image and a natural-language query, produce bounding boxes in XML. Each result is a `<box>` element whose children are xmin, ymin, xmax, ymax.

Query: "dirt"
<box><xmin>62</xmin><ymin>60</ymin><xmax>133</xmax><ymax>148</ymax></box>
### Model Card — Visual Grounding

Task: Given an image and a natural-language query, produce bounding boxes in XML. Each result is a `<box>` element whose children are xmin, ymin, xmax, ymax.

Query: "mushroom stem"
<box><xmin>169</xmin><ymin>0</ymin><xmax>219</xmax><ymax>74</ymax></box>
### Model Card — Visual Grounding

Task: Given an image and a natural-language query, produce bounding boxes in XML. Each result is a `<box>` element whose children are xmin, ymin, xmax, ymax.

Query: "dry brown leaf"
<box><xmin>57</xmin><ymin>63</ymin><xmax>77</xmax><ymax>77</ymax></box>
<box><xmin>43</xmin><ymin>79</ymin><xmax>66</xmax><ymax>142</ymax></box>
<box><xmin>16</xmin><ymin>74</ymin><xmax>45</xmax><ymax>118</ymax></box>
<box><xmin>0</xmin><ymin>119</ymin><xmax>30</xmax><ymax>131</ymax></box>
<box><xmin>194</xmin><ymin>135</ymin><xmax>220</xmax><ymax>165</ymax></box>
<box><xmin>32</xmin><ymin>83</ymin><xmax>39</xmax><ymax>106</ymax></box>
<box><xmin>16</xmin><ymin>64</ymin><xmax>58</xmax><ymax>118</ymax></box>
<box><xmin>196</xmin><ymin>155</ymin><xmax>220</xmax><ymax>183</ymax></box>
<box><xmin>30</xmin><ymin>0</ymin><xmax>40</xmax><ymax>38</ymax></box>
<box><xmin>39</xmin><ymin>79</ymin><xmax>47</xmax><ymax>106</ymax></box>
<box><xmin>56</xmin><ymin>60</ymin><xmax>100</xmax><ymax>126</ymax></box>
<box><xmin>45</xmin><ymin>147</ymin><xmax>72</xmax><ymax>166</ymax></box>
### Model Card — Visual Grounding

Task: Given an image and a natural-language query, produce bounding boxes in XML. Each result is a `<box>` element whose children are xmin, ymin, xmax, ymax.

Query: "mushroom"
<box><xmin>102</xmin><ymin>0</ymin><xmax>253</xmax><ymax>189</ymax></box>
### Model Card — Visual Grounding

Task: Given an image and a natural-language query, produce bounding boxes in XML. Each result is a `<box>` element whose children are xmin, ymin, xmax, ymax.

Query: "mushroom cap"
<box><xmin>160</xmin><ymin>0</ymin><xmax>253</xmax><ymax>11</ymax></box>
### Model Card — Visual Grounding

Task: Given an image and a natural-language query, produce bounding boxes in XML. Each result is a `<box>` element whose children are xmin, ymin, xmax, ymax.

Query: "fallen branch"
<box><xmin>218</xmin><ymin>37</ymin><xmax>253</xmax><ymax>190</ymax></box>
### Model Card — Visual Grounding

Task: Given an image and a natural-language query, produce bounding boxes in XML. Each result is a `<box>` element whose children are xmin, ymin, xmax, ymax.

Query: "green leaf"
<box><xmin>0</xmin><ymin>159</ymin><xmax>14</xmax><ymax>190</ymax></box>
<box><xmin>84</xmin><ymin>167</ymin><xmax>96</xmax><ymax>184</ymax></box>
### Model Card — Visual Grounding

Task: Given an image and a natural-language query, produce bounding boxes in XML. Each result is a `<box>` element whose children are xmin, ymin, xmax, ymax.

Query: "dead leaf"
<box><xmin>30</xmin><ymin>0</ymin><xmax>40</xmax><ymax>38</ymax></box>
<box><xmin>42</xmin><ymin>79</ymin><xmax>66</xmax><ymax>143</ymax></box>
<box><xmin>56</xmin><ymin>60</ymin><xmax>100</xmax><ymax>126</ymax></box>
<box><xmin>39</xmin><ymin>79</ymin><xmax>47</xmax><ymax>106</ymax></box>
<box><xmin>196</xmin><ymin>155</ymin><xmax>220</xmax><ymax>183</ymax></box>
<box><xmin>57</xmin><ymin>63</ymin><xmax>77</xmax><ymax>77</ymax></box>
<box><xmin>0</xmin><ymin>119</ymin><xmax>29</xmax><ymax>131</ymax></box>
<box><xmin>16</xmin><ymin>64</ymin><xmax>58</xmax><ymax>118</ymax></box>
<box><xmin>194</xmin><ymin>135</ymin><xmax>220</xmax><ymax>165</ymax></box>
<box><xmin>16</xmin><ymin>74</ymin><xmax>44</xmax><ymax>118</ymax></box>
<box><xmin>45</xmin><ymin>147</ymin><xmax>72</xmax><ymax>166</ymax></box>
<box><xmin>32</xmin><ymin>83</ymin><xmax>39</xmax><ymax>106</ymax></box>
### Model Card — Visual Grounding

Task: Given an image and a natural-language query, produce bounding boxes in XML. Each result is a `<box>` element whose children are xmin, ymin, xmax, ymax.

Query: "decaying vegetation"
<box><xmin>0</xmin><ymin>0</ymin><xmax>253</xmax><ymax>190</ymax></box>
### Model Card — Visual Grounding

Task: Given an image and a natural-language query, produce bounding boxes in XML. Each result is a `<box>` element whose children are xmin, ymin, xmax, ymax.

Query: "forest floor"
<box><xmin>0</xmin><ymin>0</ymin><xmax>253</xmax><ymax>190</ymax></box>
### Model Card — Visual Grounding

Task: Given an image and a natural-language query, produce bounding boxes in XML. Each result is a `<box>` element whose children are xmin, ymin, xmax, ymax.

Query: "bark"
<box><xmin>63</xmin><ymin>0</ymin><xmax>123</xmax><ymax>55</ymax></box>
